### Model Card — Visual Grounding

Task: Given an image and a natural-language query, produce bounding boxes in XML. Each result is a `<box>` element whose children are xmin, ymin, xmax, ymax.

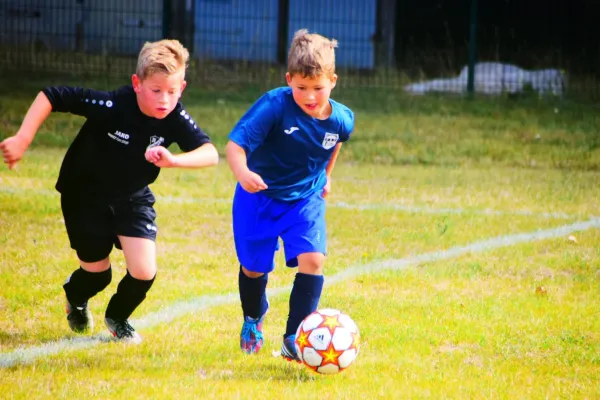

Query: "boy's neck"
<box><xmin>312</xmin><ymin>101</ymin><xmax>332</xmax><ymax>120</ymax></box>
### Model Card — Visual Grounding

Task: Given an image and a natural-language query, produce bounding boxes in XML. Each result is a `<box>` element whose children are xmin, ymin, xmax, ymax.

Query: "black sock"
<box><xmin>63</xmin><ymin>266</ymin><xmax>112</xmax><ymax>306</ymax></box>
<box><xmin>285</xmin><ymin>273</ymin><xmax>324</xmax><ymax>338</ymax></box>
<box><xmin>238</xmin><ymin>266</ymin><xmax>269</xmax><ymax>319</ymax></box>
<box><xmin>105</xmin><ymin>272</ymin><xmax>155</xmax><ymax>321</ymax></box>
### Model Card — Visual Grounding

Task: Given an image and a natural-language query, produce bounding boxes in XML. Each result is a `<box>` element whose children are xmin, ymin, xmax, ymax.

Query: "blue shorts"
<box><xmin>232</xmin><ymin>184</ymin><xmax>326</xmax><ymax>273</ymax></box>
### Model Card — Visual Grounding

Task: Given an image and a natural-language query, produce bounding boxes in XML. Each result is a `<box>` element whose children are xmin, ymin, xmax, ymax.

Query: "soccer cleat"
<box><xmin>281</xmin><ymin>334</ymin><xmax>301</xmax><ymax>363</ymax></box>
<box><xmin>240</xmin><ymin>313</ymin><xmax>266</xmax><ymax>354</ymax></box>
<box><xmin>65</xmin><ymin>299</ymin><xmax>93</xmax><ymax>333</ymax></box>
<box><xmin>104</xmin><ymin>317</ymin><xmax>142</xmax><ymax>344</ymax></box>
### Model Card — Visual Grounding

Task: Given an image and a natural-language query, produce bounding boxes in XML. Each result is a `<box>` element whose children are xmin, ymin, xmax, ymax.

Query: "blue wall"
<box><xmin>194</xmin><ymin>0</ymin><xmax>279</xmax><ymax>63</ymax></box>
<box><xmin>84</xmin><ymin>0</ymin><xmax>163</xmax><ymax>54</ymax></box>
<box><xmin>0</xmin><ymin>0</ymin><xmax>162</xmax><ymax>54</ymax></box>
<box><xmin>194</xmin><ymin>0</ymin><xmax>376</xmax><ymax>69</ymax></box>
<box><xmin>2</xmin><ymin>0</ymin><xmax>376</xmax><ymax>68</ymax></box>
<box><xmin>287</xmin><ymin>0</ymin><xmax>376</xmax><ymax>69</ymax></box>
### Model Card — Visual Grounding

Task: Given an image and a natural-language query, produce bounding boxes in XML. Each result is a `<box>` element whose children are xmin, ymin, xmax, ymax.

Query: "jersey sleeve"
<box><xmin>228</xmin><ymin>92</ymin><xmax>282</xmax><ymax>153</ymax></box>
<box><xmin>338</xmin><ymin>106</ymin><xmax>355</xmax><ymax>143</ymax></box>
<box><xmin>171</xmin><ymin>106</ymin><xmax>212</xmax><ymax>152</ymax></box>
<box><xmin>42</xmin><ymin>86</ymin><xmax>116</xmax><ymax>119</ymax></box>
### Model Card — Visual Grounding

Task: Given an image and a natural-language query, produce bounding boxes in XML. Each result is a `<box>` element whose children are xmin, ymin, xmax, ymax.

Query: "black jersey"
<box><xmin>42</xmin><ymin>85</ymin><xmax>211</xmax><ymax>197</ymax></box>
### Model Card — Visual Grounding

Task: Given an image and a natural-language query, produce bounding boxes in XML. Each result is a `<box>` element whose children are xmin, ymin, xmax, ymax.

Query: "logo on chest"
<box><xmin>147</xmin><ymin>135</ymin><xmax>165</xmax><ymax>150</ymax></box>
<box><xmin>322</xmin><ymin>132</ymin><xmax>339</xmax><ymax>150</ymax></box>
<box><xmin>107</xmin><ymin>130</ymin><xmax>130</xmax><ymax>145</ymax></box>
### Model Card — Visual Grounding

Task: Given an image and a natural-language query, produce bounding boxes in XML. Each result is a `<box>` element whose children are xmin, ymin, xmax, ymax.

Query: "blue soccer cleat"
<box><xmin>281</xmin><ymin>334</ymin><xmax>301</xmax><ymax>363</ymax></box>
<box><xmin>240</xmin><ymin>313</ymin><xmax>266</xmax><ymax>354</ymax></box>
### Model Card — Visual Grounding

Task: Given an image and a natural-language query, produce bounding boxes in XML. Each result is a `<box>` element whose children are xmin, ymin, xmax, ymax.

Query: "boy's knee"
<box><xmin>79</xmin><ymin>257</ymin><xmax>111</xmax><ymax>273</ymax></box>
<box><xmin>241</xmin><ymin>265</ymin><xmax>264</xmax><ymax>279</ymax></box>
<box><xmin>297</xmin><ymin>253</ymin><xmax>325</xmax><ymax>275</ymax></box>
<box><xmin>120</xmin><ymin>271</ymin><xmax>155</xmax><ymax>289</ymax></box>
<box><xmin>128</xmin><ymin>267</ymin><xmax>157</xmax><ymax>281</ymax></box>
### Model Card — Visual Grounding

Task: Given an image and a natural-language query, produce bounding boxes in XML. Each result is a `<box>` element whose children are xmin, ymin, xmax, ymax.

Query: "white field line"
<box><xmin>1</xmin><ymin>217</ymin><xmax>599</xmax><ymax>368</ymax></box>
<box><xmin>0</xmin><ymin>186</ymin><xmax>582</xmax><ymax>220</ymax></box>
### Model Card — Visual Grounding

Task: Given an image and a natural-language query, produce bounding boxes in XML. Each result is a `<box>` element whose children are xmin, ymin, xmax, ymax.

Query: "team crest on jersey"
<box><xmin>322</xmin><ymin>132</ymin><xmax>339</xmax><ymax>150</ymax></box>
<box><xmin>147</xmin><ymin>135</ymin><xmax>165</xmax><ymax>150</ymax></box>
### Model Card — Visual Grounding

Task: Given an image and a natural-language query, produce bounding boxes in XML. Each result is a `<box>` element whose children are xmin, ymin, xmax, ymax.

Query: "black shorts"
<box><xmin>60</xmin><ymin>187</ymin><xmax>157</xmax><ymax>263</ymax></box>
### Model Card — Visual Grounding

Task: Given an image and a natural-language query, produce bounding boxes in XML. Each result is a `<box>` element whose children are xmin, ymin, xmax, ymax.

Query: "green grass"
<box><xmin>1</xmin><ymin>75</ymin><xmax>599</xmax><ymax>171</ymax></box>
<box><xmin>1</xmin><ymin>77</ymin><xmax>599</xmax><ymax>399</ymax></box>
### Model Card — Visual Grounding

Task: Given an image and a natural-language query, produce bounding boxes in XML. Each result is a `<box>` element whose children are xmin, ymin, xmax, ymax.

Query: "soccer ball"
<box><xmin>295</xmin><ymin>308</ymin><xmax>360</xmax><ymax>375</ymax></box>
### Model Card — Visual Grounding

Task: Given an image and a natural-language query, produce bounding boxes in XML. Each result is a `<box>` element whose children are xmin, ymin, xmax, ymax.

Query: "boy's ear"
<box><xmin>178</xmin><ymin>80</ymin><xmax>187</xmax><ymax>99</ymax></box>
<box><xmin>330</xmin><ymin>73</ymin><xmax>338</xmax><ymax>88</ymax></box>
<box><xmin>132</xmin><ymin>74</ymin><xmax>141</xmax><ymax>92</ymax></box>
<box><xmin>285</xmin><ymin>72</ymin><xmax>292</xmax><ymax>86</ymax></box>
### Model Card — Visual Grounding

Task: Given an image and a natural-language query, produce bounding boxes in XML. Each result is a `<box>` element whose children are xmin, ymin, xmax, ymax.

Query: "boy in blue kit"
<box><xmin>225</xmin><ymin>29</ymin><xmax>354</xmax><ymax>361</ymax></box>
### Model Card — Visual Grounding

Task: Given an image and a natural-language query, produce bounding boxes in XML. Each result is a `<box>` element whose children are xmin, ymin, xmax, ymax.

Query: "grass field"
<box><xmin>1</xmin><ymin>77</ymin><xmax>599</xmax><ymax>399</ymax></box>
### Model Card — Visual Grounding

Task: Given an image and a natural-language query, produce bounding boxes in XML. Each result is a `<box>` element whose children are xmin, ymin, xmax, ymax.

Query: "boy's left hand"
<box><xmin>322</xmin><ymin>176</ymin><xmax>331</xmax><ymax>198</ymax></box>
<box><xmin>145</xmin><ymin>146</ymin><xmax>176</xmax><ymax>168</ymax></box>
<box><xmin>0</xmin><ymin>135</ymin><xmax>29</xmax><ymax>170</ymax></box>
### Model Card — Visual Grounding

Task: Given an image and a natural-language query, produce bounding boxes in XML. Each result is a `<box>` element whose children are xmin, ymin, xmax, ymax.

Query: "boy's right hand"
<box><xmin>238</xmin><ymin>170</ymin><xmax>268</xmax><ymax>193</ymax></box>
<box><xmin>0</xmin><ymin>135</ymin><xmax>29</xmax><ymax>170</ymax></box>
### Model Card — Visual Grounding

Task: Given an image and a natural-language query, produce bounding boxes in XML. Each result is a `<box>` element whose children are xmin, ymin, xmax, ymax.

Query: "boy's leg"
<box><xmin>285</xmin><ymin>253</ymin><xmax>325</xmax><ymax>338</ymax></box>
<box><xmin>61</xmin><ymin>195</ymin><xmax>114</xmax><ymax>333</ymax></box>
<box><xmin>64</xmin><ymin>259</ymin><xmax>112</xmax><ymax>306</ymax></box>
<box><xmin>239</xmin><ymin>265</ymin><xmax>269</xmax><ymax>320</ymax></box>
<box><xmin>104</xmin><ymin>236</ymin><xmax>156</xmax><ymax>343</ymax></box>
<box><xmin>238</xmin><ymin>265</ymin><xmax>270</xmax><ymax>354</ymax></box>
<box><xmin>103</xmin><ymin>188</ymin><xmax>157</xmax><ymax>343</ymax></box>
<box><xmin>281</xmin><ymin>253</ymin><xmax>325</xmax><ymax>361</ymax></box>
<box><xmin>63</xmin><ymin>258</ymin><xmax>113</xmax><ymax>333</ymax></box>
<box><xmin>233</xmin><ymin>185</ymin><xmax>278</xmax><ymax>354</ymax></box>
<box><xmin>280</xmin><ymin>193</ymin><xmax>327</xmax><ymax>361</ymax></box>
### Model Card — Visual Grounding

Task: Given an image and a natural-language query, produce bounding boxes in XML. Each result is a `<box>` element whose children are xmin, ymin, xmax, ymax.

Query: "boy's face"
<box><xmin>132</xmin><ymin>71</ymin><xmax>187</xmax><ymax>119</ymax></box>
<box><xmin>286</xmin><ymin>73</ymin><xmax>337</xmax><ymax>119</ymax></box>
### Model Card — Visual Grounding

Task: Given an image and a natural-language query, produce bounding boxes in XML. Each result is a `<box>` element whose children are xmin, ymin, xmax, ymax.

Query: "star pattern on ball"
<box><xmin>350</xmin><ymin>331</ymin><xmax>361</xmax><ymax>350</ymax></box>
<box><xmin>317</xmin><ymin>342</ymin><xmax>345</xmax><ymax>366</ymax></box>
<box><xmin>295</xmin><ymin>327</ymin><xmax>311</xmax><ymax>354</ymax></box>
<box><xmin>319</xmin><ymin>315</ymin><xmax>342</xmax><ymax>333</ymax></box>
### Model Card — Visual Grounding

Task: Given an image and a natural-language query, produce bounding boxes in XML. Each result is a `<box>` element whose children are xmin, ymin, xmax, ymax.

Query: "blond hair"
<box><xmin>135</xmin><ymin>39</ymin><xmax>189</xmax><ymax>80</ymax></box>
<box><xmin>287</xmin><ymin>29</ymin><xmax>338</xmax><ymax>78</ymax></box>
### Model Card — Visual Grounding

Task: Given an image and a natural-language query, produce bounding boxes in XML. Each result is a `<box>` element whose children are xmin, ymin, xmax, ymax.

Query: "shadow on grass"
<box><xmin>228</xmin><ymin>360</ymin><xmax>317</xmax><ymax>382</ymax></box>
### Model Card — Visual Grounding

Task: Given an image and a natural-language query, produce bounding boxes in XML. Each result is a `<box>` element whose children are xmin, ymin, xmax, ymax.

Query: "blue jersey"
<box><xmin>229</xmin><ymin>87</ymin><xmax>354</xmax><ymax>201</ymax></box>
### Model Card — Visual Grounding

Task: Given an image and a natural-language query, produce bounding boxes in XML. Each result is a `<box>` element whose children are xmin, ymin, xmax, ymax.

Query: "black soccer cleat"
<box><xmin>65</xmin><ymin>299</ymin><xmax>94</xmax><ymax>333</ymax></box>
<box><xmin>104</xmin><ymin>317</ymin><xmax>142</xmax><ymax>344</ymax></box>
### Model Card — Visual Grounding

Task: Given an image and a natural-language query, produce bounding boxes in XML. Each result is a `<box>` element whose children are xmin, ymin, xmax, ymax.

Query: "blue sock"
<box><xmin>238</xmin><ymin>266</ymin><xmax>269</xmax><ymax>320</ymax></box>
<box><xmin>285</xmin><ymin>273</ymin><xmax>324</xmax><ymax>338</ymax></box>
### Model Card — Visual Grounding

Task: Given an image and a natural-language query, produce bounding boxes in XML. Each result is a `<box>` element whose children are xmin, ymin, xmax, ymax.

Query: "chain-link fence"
<box><xmin>1</xmin><ymin>0</ymin><xmax>598</xmax><ymax>99</ymax></box>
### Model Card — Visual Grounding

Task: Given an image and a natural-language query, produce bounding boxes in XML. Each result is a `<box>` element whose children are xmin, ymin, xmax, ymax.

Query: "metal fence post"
<box><xmin>163</xmin><ymin>0</ymin><xmax>172</xmax><ymax>39</ymax></box>
<box><xmin>277</xmin><ymin>0</ymin><xmax>290</xmax><ymax>65</ymax></box>
<box><xmin>467</xmin><ymin>0</ymin><xmax>478</xmax><ymax>95</ymax></box>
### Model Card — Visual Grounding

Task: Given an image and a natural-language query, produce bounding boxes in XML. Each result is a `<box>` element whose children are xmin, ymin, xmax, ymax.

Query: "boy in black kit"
<box><xmin>0</xmin><ymin>39</ymin><xmax>218</xmax><ymax>343</ymax></box>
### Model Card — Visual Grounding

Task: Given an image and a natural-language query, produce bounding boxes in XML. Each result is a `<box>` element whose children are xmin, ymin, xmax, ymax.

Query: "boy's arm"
<box><xmin>42</xmin><ymin>86</ymin><xmax>114</xmax><ymax>117</ymax></box>
<box><xmin>145</xmin><ymin>142</ymin><xmax>219</xmax><ymax>168</ymax></box>
<box><xmin>322</xmin><ymin>143</ymin><xmax>343</xmax><ymax>198</ymax></box>
<box><xmin>173</xmin><ymin>142</ymin><xmax>219</xmax><ymax>168</ymax></box>
<box><xmin>0</xmin><ymin>92</ymin><xmax>52</xmax><ymax>169</ymax></box>
<box><xmin>225</xmin><ymin>140</ymin><xmax>267</xmax><ymax>192</ymax></box>
<box><xmin>225</xmin><ymin>91</ymin><xmax>281</xmax><ymax>192</ymax></box>
<box><xmin>162</xmin><ymin>105</ymin><xmax>218</xmax><ymax>169</ymax></box>
<box><xmin>225</xmin><ymin>140</ymin><xmax>251</xmax><ymax>181</ymax></box>
<box><xmin>322</xmin><ymin>106</ymin><xmax>353</xmax><ymax>196</ymax></box>
<box><xmin>325</xmin><ymin>143</ymin><xmax>343</xmax><ymax>177</ymax></box>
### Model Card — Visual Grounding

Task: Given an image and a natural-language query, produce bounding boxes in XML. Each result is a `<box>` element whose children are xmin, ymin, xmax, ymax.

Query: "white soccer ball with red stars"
<box><xmin>294</xmin><ymin>308</ymin><xmax>360</xmax><ymax>375</ymax></box>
